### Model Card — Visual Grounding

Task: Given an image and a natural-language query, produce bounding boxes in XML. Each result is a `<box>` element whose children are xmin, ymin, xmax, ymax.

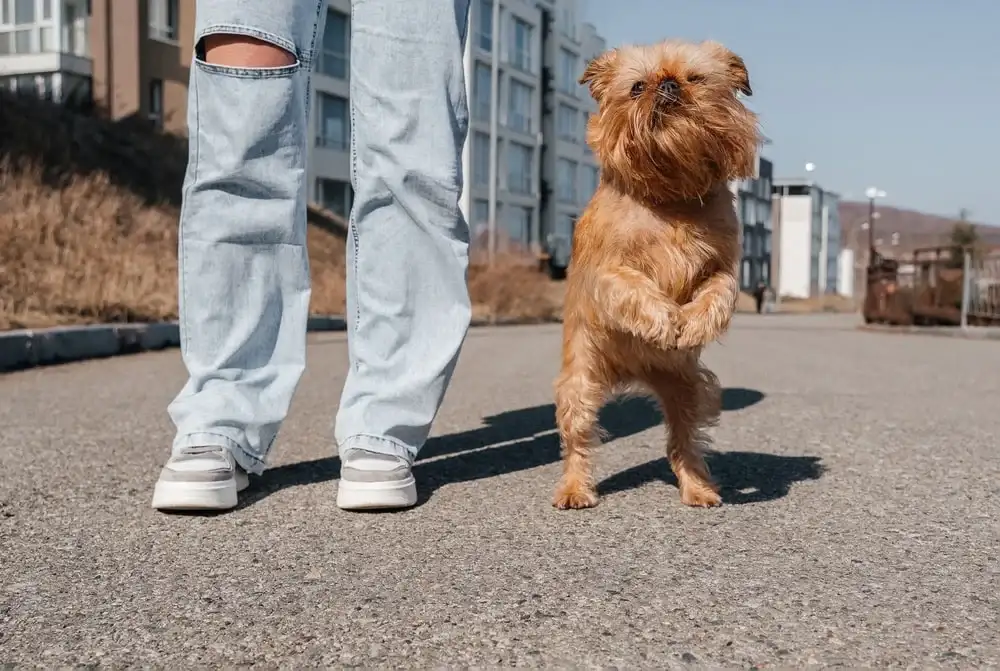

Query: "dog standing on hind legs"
<box><xmin>552</xmin><ymin>39</ymin><xmax>761</xmax><ymax>510</ymax></box>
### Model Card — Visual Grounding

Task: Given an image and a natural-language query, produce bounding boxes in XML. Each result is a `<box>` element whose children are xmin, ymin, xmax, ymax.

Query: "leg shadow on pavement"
<box><xmin>597</xmin><ymin>451</ymin><xmax>825</xmax><ymax>505</ymax></box>
<box><xmin>237</xmin><ymin>387</ymin><xmax>768</xmax><ymax>509</ymax></box>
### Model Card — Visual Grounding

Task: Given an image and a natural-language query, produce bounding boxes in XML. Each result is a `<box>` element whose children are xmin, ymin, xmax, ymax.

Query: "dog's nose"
<box><xmin>658</xmin><ymin>78</ymin><xmax>681</xmax><ymax>100</ymax></box>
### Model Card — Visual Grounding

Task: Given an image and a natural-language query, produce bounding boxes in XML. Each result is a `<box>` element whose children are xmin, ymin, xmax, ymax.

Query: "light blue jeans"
<box><xmin>167</xmin><ymin>0</ymin><xmax>473</xmax><ymax>474</ymax></box>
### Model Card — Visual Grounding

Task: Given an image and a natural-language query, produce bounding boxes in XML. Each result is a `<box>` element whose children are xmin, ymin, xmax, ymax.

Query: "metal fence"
<box><xmin>863</xmin><ymin>246</ymin><xmax>1000</xmax><ymax>328</ymax></box>
<box><xmin>962</xmin><ymin>253</ymin><xmax>1000</xmax><ymax>327</ymax></box>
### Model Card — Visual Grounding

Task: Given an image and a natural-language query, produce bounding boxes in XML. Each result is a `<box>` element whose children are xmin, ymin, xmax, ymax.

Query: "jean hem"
<box><xmin>174</xmin><ymin>432</ymin><xmax>269</xmax><ymax>475</ymax></box>
<box><xmin>337</xmin><ymin>434</ymin><xmax>417</xmax><ymax>464</ymax></box>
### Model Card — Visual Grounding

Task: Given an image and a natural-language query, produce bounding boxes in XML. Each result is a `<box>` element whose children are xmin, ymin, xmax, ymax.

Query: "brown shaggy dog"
<box><xmin>553</xmin><ymin>40</ymin><xmax>761</xmax><ymax>510</ymax></box>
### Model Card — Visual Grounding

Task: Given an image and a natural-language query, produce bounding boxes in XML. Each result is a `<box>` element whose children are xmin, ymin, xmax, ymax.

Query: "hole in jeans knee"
<box><xmin>196</xmin><ymin>34</ymin><xmax>297</xmax><ymax>68</ymax></box>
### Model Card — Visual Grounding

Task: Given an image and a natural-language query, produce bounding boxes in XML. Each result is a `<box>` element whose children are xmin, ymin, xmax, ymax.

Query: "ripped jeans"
<box><xmin>167</xmin><ymin>0</ymin><xmax>473</xmax><ymax>474</ymax></box>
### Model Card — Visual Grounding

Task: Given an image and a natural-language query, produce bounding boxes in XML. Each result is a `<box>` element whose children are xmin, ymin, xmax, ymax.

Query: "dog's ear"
<box><xmin>704</xmin><ymin>41</ymin><xmax>752</xmax><ymax>96</ymax></box>
<box><xmin>579</xmin><ymin>49</ymin><xmax>618</xmax><ymax>102</ymax></box>
<box><xmin>727</xmin><ymin>52</ymin><xmax>752</xmax><ymax>96</ymax></box>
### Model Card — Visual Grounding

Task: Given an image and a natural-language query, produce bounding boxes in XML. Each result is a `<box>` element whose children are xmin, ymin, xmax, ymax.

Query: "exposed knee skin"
<box><xmin>201</xmin><ymin>34</ymin><xmax>296</xmax><ymax>68</ymax></box>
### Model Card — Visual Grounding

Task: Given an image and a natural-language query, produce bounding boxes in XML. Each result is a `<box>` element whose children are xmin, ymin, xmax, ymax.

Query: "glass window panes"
<box><xmin>558</xmin><ymin>48</ymin><xmax>577</xmax><ymax>94</ymax></box>
<box><xmin>507</xmin><ymin>79</ymin><xmax>531</xmax><ymax>133</ymax></box>
<box><xmin>319</xmin><ymin>9</ymin><xmax>349</xmax><ymax>79</ymax></box>
<box><xmin>508</xmin><ymin>17</ymin><xmax>532</xmax><ymax>71</ymax></box>
<box><xmin>472</xmin><ymin>131</ymin><xmax>490</xmax><ymax>186</ymax></box>
<box><xmin>317</xmin><ymin>92</ymin><xmax>349</xmax><ymax>150</ymax></box>
<box><xmin>557</xmin><ymin>158</ymin><xmax>577</xmax><ymax>203</ymax></box>
<box><xmin>473</xmin><ymin>62</ymin><xmax>491</xmax><ymax>118</ymax></box>
<box><xmin>506</xmin><ymin>141</ymin><xmax>532</xmax><ymax>194</ymax></box>
<box><xmin>317</xmin><ymin>179</ymin><xmax>353</xmax><ymax>219</ymax></box>
<box><xmin>477</xmin><ymin>0</ymin><xmax>492</xmax><ymax>51</ymax></box>
<box><xmin>557</xmin><ymin>103</ymin><xmax>576</xmax><ymax>142</ymax></box>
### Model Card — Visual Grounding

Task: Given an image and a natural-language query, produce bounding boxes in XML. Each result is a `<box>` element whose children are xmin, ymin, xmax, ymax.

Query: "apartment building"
<box><xmin>309</xmin><ymin>0</ymin><xmax>352</xmax><ymax>218</ymax></box>
<box><xmin>772</xmin><ymin>178</ymin><xmax>842</xmax><ymax>299</ymax></box>
<box><xmin>291</xmin><ymin>0</ymin><xmax>608</xmax><ymax>256</ymax></box>
<box><xmin>1</xmin><ymin>0</ymin><xmax>603</xmax><ymax>258</ymax></box>
<box><xmin>0</xmin><ymin>0</ymin><xmax>193</xmax><ymax>133</ymax></box>
<box><xmin>537</xmin><ymin>1</ymin><xmax>603</xmax><ymax>270</ymax></box>
<box><xmin>732</xmin><ymin>154</ymin><xmax>774</xmax><ymax>291</ymax></box>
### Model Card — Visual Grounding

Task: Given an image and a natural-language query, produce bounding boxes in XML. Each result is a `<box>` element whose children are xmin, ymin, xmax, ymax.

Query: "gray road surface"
<box><xmin>1</xmin><ymin>314</ymin><xmax>997</xmax><ymax>668</ymax></box>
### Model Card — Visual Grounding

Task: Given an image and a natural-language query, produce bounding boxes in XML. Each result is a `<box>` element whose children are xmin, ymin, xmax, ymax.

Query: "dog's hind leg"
<box><xmin>552</xmin><ymin>354</ymin><xmax>609</xmax><ymax>510</ymax></box>
<box><xmin>647</xmin><ymin>360</ymin><xmax>722</xmax><ymax>508</ymax></box>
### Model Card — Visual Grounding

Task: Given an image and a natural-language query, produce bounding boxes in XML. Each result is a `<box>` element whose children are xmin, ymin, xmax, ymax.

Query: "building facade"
<box><xmin>0</xmin><ymin>0</ymin><xmax>603</xmax><ymax>259</ymax></box>
<box><xmin>309</xmin><ymin>0</ymin><xmax>352</xmax><ymax>218</ymax></box>
<box><xmin>0</xmin><ymin>0</ymin><xmax>192</xmax><ymax>132</ymax></box>
<box><xmin>459</xmin><ymin>0</ymin><xmax>602</xmax><ymax>264</ymax></box>
<box><xmin>732</xmin><ymin>154</ymin><xmax>773</xmax><ymax>291</ymax></box>
<box><xmin>772</xmin><ymin>178</ymin><xmax>842</xmax><ymax>299</ymax></box>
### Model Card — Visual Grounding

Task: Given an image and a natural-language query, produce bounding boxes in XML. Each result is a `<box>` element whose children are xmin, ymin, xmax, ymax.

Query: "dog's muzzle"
<box><xmin>656</xmin><ymin>77</ymin><xmax>681</xmax><ymax>107</ymax></box>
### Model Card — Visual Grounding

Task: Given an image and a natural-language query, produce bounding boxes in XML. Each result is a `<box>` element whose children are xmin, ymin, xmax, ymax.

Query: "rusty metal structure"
<box><xmin>863</xmin><ymin>245</ymin><xmax>1000</xmax><ymax>326</ymax></box>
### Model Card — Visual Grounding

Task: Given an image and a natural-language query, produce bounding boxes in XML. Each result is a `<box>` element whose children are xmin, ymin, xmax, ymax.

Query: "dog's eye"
<box><xmin>688</xmin><ymin>74</ymin><xmax>705</xmax><ymax>84</ymax></box>
<box><xmin>630</xmin><ymin>81</ymin><xmax>646</xmax><ymax>98</ymax></box>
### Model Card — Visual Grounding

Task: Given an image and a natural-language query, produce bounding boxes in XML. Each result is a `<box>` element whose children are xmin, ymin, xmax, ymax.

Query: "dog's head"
<box><xmin>580</xmin><ymin>39</ymin><xmax>760</xmax><ymax>202</ymax></box>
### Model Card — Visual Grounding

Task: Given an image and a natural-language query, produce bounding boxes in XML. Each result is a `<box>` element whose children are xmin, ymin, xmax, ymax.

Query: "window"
<box><xmin>505</xmin><ymin>205</ymin><xmax>532</xmax><ymax>246</ymax></box>
<box><xmin>148</xmin><ymin>78</ymin><xmax>163</xmax><ymax>127</ymax></box>
<box><xmin>316</xmin><ymin>92</ymin><xmax>349</xmax><ymax>150</ymax></box>
<box><xmin>507</xmin><ymin>79</ymin><xmax>532</xmax><ymax>133</ymax></box>
<box><xmin>582</xmin><ymin>165</ymin><xmax>599</xmax><ymax>198</ymax></box>
<box><xmin>0</xmin><ymin>0</ymin><xmax>51</xmax><ymax>55</ymax></box>
<box><xmin>316</xmin><ymin>179</ymin><xmax>353</xmax><ymax>219</ymax></box>
<box><xmin>473</xmin><ymin>199</ymin><xmax>490</xmax><ymax>230</ymax></box>
<box><xmin>556</xmin><ymin>213</ymin><xmax>575</xmax><ymax>238</ymax></box>
<box><xmin>558</xmin><ymin>48</ymin><xmax>577</xmax><ymax>95</ymax></box>
<box><xmin>473</xmin><ymin>62</ymin><xmax>491</xmax><ymax>119</ymax></box>
<box><xmin>556</xmin><ymin>103</ymin><xmax>576</xmax><ymax>142</ymax></box>
<box><xmin>506</xmin><ymin>141</ymin><xmax>532</xmax><ymax>194</ymax></box>
<box><xmin>148</xmin><ymin>0</ymin><xmax>178</xmax><ymax>41</ymax></box>
<box><xmin>13</xmin><ymin>0</ymin><xmax>34</xmax><ymax>23</ymax></box>
<box><xmin>557</xmin><ymin>158</ymin><xmax>577</xmax><ymax>203</ymax></box>
<box><xmin>318</xmin><ymin>9</ymin><xmax>349</xmax><ymax>79</ymax></box>
<box><xmin>507</xmin><ymin>16</ymin><xmax>532</xmax><ymax>72</ymax></box>
<box><xmin>477</xmin><ymin>0</ymin><xmax>492</xmax><ymax>52</ymax></box>
<box><xmin>560</xmin><ymin>6</ymin><xmax>576</xmax><ymax>40</ymax></box>
<box><xmin>472</xmin><ymin>131</ymin><xmax>490</xmax><ymax>187</ymax></box>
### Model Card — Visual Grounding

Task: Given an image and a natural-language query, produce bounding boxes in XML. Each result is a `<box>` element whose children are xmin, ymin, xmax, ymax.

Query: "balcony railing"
<box><xmin>0</xmin><ymin>21</ymin><xmax>89</xmax><ymax>58</ymax></box>
<box><xmin>316</xmin><ymin>49</ymin><xmax>348</xmax><ymax>80</ymax></box>
<box><xmin>316</xmin><ymin>135</ymin><xmax>350</xmax><ymax>151</ymax></box>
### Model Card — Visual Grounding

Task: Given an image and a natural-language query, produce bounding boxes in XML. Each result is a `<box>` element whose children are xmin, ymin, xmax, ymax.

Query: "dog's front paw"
<box><xmin>553</xmin><ymin>480</ymin><xmax>599</xmax><ymax>509</ymax></box>
<box><xmin>676</xmin><ymin>301</ymin><xmax>730</xmax><ymax>349</ymax></box>
<box><xmin>646</xmin><ymin>303</ymin><xmax>682</xmax><ymax>349</ymax></box>
<box><xmin>679</xmin><ymin>481</ymin><xmax>723</xmax><ymax>508</ymax></box>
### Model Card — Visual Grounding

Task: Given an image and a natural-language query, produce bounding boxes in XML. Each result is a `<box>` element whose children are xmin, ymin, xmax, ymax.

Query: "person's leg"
<box><xmin>154</xmin><ymin>0</ymin><xmax>327</xmax><ymax>511</ymax></box>
<box><xmin>334</xmin><ymin>0</ymin><xmax>473</xmax><ymax>510</ymax></box>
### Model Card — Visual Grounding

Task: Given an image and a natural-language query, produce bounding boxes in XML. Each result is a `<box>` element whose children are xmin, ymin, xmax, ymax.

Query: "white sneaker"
<box><xmin>151</xmin><ymin>445</ymin><xmax>249</xmax><ymax>511</ymax></box>
<box><xmin>336</xmin><ymin>449</ymin><xmax>417</xmax><ymax>511</ymax></box>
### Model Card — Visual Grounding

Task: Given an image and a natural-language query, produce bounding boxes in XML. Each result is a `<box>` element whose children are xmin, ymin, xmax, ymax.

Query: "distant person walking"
<box><xmin>152</xmin><ymin>0</ymin><xmax>474</xmax><ymax>513</ymax></box>
<box><xmin>752</xmin><ymin>281</ymin><xmax>768</xmax><ymax>314</ymax></box>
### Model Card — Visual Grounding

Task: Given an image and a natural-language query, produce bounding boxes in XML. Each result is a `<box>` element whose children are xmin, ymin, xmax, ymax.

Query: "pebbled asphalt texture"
<box><xmin>1</xmin><ymin>313</ymin><xmax>997</xmax><ymax>669</ymax></box>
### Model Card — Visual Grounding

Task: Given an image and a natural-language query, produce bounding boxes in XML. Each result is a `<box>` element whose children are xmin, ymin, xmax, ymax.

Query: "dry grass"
<box><xmin>0</xmin><ymin>91</ymin><xmax>557</xmax><ymax>330</ymax></box>
<box><xmin>776</xmin><ymin>294</ymin><xmax>858</xmax><ymax>313</ymax></box>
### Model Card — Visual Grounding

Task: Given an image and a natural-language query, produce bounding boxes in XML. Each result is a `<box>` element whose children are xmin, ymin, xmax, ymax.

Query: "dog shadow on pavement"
<box><xmin>238</xmin><ymin>386</ymin><xmax>820</xmax><ymax>509</ymax></box>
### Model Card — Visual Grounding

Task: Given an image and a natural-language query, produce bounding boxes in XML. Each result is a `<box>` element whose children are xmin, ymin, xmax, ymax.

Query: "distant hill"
<box><xmin>838</xmin><ymin>202</ymin><xmax>1000</xmax><ymax>255</ymax></box>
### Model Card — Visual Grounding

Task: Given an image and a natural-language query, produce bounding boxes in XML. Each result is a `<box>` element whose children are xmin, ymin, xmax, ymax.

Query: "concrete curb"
<box><xmin>0</xmin><ymin>316</ymin><xmax>346</xmax><ymax>374</ymax></box>
<box><xmin>857</xmin><ymin>324</ymin><xmax>1000</xmax><ymax>340</ymax></box>
<box><xmin>0</xmin><ymin>310</ymin><xmax>864</xmax><ymax>374</ymax></box>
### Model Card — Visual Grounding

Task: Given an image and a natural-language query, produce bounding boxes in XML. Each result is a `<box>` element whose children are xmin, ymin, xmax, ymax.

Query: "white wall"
<box><xmin>777</xmin><ymin>195</ymin><xmax>812</xmax><ymax>299</ymax></box>
<box><xmin>838</xmin><ymin>248</ymin><xmax>854</xmax><ymax>298</ymax></box>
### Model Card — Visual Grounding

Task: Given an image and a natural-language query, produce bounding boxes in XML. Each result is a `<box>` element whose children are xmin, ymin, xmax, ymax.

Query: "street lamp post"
<box><xmin>864</xmin><ymin>186</ymin><xmax>887</xmax><ymax>268</ymax></box>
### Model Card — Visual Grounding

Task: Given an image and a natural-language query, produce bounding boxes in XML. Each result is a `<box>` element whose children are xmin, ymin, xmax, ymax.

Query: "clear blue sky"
<box><xmin>580</xmin><ymin>0</ymin><xmax>998</xmax><ymax>224</ymax></box>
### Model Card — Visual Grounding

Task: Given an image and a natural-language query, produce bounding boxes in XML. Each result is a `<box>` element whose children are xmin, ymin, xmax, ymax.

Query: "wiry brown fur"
<box><xmin>552</xmin><ymin>39</ymin><xmax>760</xmax><ymax>510</ymax></box>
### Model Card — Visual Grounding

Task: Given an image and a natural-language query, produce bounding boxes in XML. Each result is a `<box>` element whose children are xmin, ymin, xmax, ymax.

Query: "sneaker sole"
<box><xmin>336</xmin><ymin>475</ymin><xmax>418</xmax><ymax>510</ymax></box>
<box><xmin>151</xmin><ymin>479</ymin><xmax>238</xmax><ymax>511</ymax></box>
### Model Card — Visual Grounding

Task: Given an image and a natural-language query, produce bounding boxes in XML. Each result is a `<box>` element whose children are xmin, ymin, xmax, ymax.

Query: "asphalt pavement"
<box><xmin>1</xmin><ymin>313</ymin><xmax>997</xmax><ymax>668</ymax></box>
